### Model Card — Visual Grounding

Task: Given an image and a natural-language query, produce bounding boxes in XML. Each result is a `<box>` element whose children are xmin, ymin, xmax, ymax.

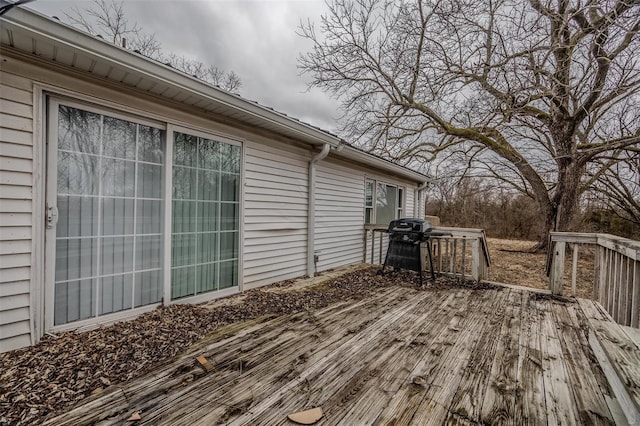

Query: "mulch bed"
<box><xmin>0</xmin><ymin>268</ymin><xmax>491</xmax><ymax>425</ymax></box>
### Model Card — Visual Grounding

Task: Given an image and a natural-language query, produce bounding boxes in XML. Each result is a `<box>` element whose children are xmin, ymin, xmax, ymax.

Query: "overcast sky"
<box><xmin>27</xmin><ymin>0</ymin><xmax>342</xmax><ymax>132</ymax></box>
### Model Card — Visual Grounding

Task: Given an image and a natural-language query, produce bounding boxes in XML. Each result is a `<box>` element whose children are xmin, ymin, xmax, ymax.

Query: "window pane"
<box><xmin>376</xmin><ymin>183</ymin><xmax>397</xmax><ymax>225</ymax></box>
<box><xmin>174</xmin><ymin>133</ymin><xmax>197</xmax><ymax>166</ymax></box>
<box><xmin>58</xmin><ymin>106</ymin><xmax>100</xmax><ymax>154</ymax></box>
<box><xmin>101</xmin><ymin>198</ymin><xmax>135</xmax><ymax>236</ymax></box>
<box><xmin>54</xmin><ymin>279</ymin><xmax>97</xmax><ymax>326</ymax></box>
<box><xmin>173</xmin><ymin>166</ymin><xmax>197</xmax><ymax>200</ymax></box>
<box><xmin>58</xmin><ymin>195</ymin><xmax>100</xmax><ymax>238</ymax></box>
<box><xmin>137</xmin><ymin>163</ymin><xmax>163</xmax><ymax>199</ymax></box>
<box><xmin>365</xmin><ymin>181</ymin><xmax>373</xmax><ymax>207</ymax></box>
<box><xmin>220</xmin><ymin>231</ymin><xmax>238</xmax><ymax>260</ymax></box>
<box><xmin>365</xmin><ymin>208</ymin><xmax>372</xmax><ymax>224</ymax></box>
<box><xmin>219</xmin><ymin>260</ymin><xmax>237</xmax><ymax>289</ymax></box>
<box><xmin>57</xmin><ymin>152</ymin><xmax>99</xmax><ymax>195</ymax></box>
<box><xmin>221</xmin><ymin>173</ymin><xmax>239</xmax><ymax>202</ymax></box>
<box><xmin>199</xmin><ymin>138</ymin><xmax>220</xmax><ymax>170</ymax></box>
<box><xmin>102</xmin><ymin>158</ymin><xmax>135</xmax><ymax>197</ymax></box>
<box><xmin>139</xmin><ymin>126</ymin><xmax>164</xmax><ymax>164</ymax></box>
<box><xmin>221</xmin><ymin>144</ymin><xmax>241</xmax><ymax>173</ymax></box>
<box><xmin>103</xmin><ymin>116</ymin><xmax>136</xmax><ymax>159</ymax></box>
<box><xmin>197</xmin><ymin>263</ymin><xmax>217</xmax><ymax>293</ymax></box>
<box><xmin>172</xmin><ymin>200</ymin><xmax>197</xmax><ymax>233</ymax></box>
<box><xmin>99</xmin><ymin>274</ymin><xmax>133</xmax><ymax>315</ymax></box>
<box><xmin>398</xmin><ymin>188</ymin><xmax>404</xmax><ymax>208</ymax></box>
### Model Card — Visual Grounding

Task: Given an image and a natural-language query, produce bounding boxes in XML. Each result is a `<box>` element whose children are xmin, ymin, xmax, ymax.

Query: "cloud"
<box><xmin>30</xmin><ymin>0</ymin><xmax>342</xmax><ymax>132</ymax></box>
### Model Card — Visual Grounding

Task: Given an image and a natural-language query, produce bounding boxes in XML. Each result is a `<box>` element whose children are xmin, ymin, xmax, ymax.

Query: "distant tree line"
<box><xmin>425</xmin><ymin>177</ymin><xmax>639</xmax><ymax>241</ymax></box>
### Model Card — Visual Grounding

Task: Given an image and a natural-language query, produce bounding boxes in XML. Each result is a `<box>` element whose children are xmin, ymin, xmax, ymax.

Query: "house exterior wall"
<box><xmin>0</xmin><ymin>68</ymin><xmax>34</xmax><ymax>352</ymax></box>
<box><xmin>315</xmin><ymin>156</ymin><xmax>418</xmax><ymax>273</ymax></box>
<box><xmin>0</xmin><ymin>54</ymin><xmax>425</xmax><ymax>352</ymax></box>
<box><xmin>243</xmin><ymin>142</ymin><xmax>309</xmax><ymax>288</ymax></box>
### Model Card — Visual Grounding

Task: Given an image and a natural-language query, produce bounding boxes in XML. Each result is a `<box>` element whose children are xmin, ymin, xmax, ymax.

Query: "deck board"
<box><xmin>46</xmin><ymin>285</ymin><xmax>629</xmax><ymax>426</ymax></box>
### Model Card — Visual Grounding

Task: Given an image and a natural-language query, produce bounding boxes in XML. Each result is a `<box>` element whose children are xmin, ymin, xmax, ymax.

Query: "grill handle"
<box><xmin>426</xmin><ymin>231</ymin><xmax>453</xmax><ymax>237</ymax></box>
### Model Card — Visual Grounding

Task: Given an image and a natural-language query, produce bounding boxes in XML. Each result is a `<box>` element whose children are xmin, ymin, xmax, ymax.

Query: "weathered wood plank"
<box><xmin>46</xmin><ymin>286</ymin><xmax>627</xmax><ymax>426</ymax></box>
<box><xmin>411</xmin><ymin>289</ymin><xmax>509</xmax><ymax>425</ymax></box>
<box><xmin>551</xmin><ymin>301</ymin><xmax>615</xmax><ymax>424</ymax></box>
<box><xmin>222</xmin><ymin>290</ymin><xmax>437</xmax><ymax>425</ymax></box>
<box><xmin>478</xmin><ymin>290</ymin><xmax>524</xmax><ymax>425</ymax></box>
<box><xmin>512</xmin><ymin>291</ymin><xmax>546</xmax><ymax>425</ymax></box>
<box><xmin>328</xmin><ymin>292</ymin><xmax>463</xmax><ymax>425</ymax></box>
<box><xmin>537</xmin><ymin>297</ymin><xmax>581</xmax><ymax>426</ymax></box>
<box><xmin>372</xmin><ymin>289</ymin><xmax>504</xmax><ymax>425</ymax></box>
<box><xmin>590</xmin><ymin>319</ymin><xmax>640</xmax><ymax>412</ymax></box>
<box><xmin>444</xmin><ymin>289</ymin><xmax>511</xmax><ymax>423</ymax></box>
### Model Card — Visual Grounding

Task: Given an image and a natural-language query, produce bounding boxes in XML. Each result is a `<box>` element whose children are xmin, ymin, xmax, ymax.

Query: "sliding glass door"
<box><xmin>46</xmin><ymin>100</ymin><xmax>241</xmax><ymax>329</ymax></box>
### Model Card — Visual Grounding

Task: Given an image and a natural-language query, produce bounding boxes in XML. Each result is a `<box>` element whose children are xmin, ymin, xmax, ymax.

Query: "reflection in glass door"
<box><xmin>171</xmin><ymin>131</ymin><xmax>240</xmax><ymax>299</ymax></box>
<box><xmin>49</xmin><ymin>103</ymin><xmax>165</xmax><ymax>326</ymax></box>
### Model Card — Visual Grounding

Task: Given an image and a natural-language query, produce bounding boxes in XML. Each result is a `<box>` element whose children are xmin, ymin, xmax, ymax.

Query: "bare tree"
<box><xmin>159</xmin><ymin>53</ymin><xmax>242</xmax><ymax>93</ymax></box>
<box><xmin>65</xmin><ymin>0</ymin><xmax>241</xmax><ymax>93</ymax></box>
<box><xmin>589</xmin><ymin>150</ymin><xmax>640</xmax><ymax>225</ymax></box>
<box><xmin>299</xmin><ymin>0</ymin><xmax>640</xmax><ymax>249</ymax></box>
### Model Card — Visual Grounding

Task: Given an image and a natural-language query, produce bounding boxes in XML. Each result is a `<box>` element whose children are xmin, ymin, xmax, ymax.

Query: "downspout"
<box><xmin>414</xmin><ymin>181</ymin><xmax>429</xmax><ymax>218</ymax></box>
<box><xmin>307</xmin><ymin>143</ymin><xmax>331</xmax><ymax>277</ymax></box>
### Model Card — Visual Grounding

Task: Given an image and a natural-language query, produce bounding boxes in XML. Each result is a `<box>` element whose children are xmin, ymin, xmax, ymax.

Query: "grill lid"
<box><xmin>387</xmin><ymin>218</ymin><xmax>433</xmax><ymax>234</ymax></box>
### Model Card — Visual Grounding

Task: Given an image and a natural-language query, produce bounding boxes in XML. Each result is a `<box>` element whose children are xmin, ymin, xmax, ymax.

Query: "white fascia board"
<box><xmin>336</xmin><ymin>145</ymin><xmax>431</xmax><ymax>184</ymax></box>
<box><xmin>1</xmin><ymin>7</ymin><xmax>341</xmax><ymax>147</ymax></box>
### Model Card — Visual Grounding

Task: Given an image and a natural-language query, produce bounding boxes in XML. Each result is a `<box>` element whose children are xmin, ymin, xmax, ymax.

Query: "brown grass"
<box><xmin>486</xmin><ymin>238</ymin><xmax>595</xmax><ymax>299</ymax></box>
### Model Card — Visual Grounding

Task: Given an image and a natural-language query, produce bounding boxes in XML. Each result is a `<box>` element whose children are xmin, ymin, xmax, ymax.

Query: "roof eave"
<box><xmin>0</xmin><ymin>6</ymin><xmax>341</xmax><ymax>147</ymax></box>
<box><xmin>335</xmin><ymin>145</ymin><xmax>431</xmax><ymax>183</ymax></box>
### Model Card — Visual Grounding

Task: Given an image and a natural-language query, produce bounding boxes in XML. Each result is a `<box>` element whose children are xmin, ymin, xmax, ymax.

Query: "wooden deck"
<box><xmin>47</xmin><ymin>284</ymin><xmax>637</xmax><ymax>425</ymax></box>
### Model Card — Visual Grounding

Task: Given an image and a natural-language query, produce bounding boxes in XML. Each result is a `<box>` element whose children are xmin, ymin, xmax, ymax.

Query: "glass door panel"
<box><xmin>50</xmin><ymin>104</ymin><xmax>165</xmax><ymax>326</ymax></box>
<box><xmin>171</xmin><ymin>132</ymin><xmax>240</xmax><ymax>299</ymax></box>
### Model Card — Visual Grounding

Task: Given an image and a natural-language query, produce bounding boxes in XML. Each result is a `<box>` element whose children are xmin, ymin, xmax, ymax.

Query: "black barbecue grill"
<box><xmin>379</xmin><ymin>218</ymin><xmax>451</xmax><ymax>284</ymax></box>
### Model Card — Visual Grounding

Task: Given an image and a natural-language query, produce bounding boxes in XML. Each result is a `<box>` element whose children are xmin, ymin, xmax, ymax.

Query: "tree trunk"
<box><xmin>534</xmin><ymin>159</ymin><xmax>584</xmax><ymax>252</ymax></box>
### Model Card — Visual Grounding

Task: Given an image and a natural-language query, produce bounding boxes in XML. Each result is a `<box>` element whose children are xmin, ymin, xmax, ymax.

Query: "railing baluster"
<box><xmin>632</xmin><ymin>260</ymin><xmax>639</xmax><ymax>328</ymax></box>
<box><xmin>571</xmin><ymin>244</ymin><xmax>579</xmax><ymax>297</ymax></box>
<box><xmin>371</xmin><ymin>229</ymin><xmax>375</xmax><ymax>265</ymax></box>
<box><xmin>625</xmin><ymin>256</ymin><xmax>632</xmax><ymax>326</ymax></box>
<box><xmin>461</xmin><ymin>238</ymin><xmax>467</xmax><ymax>279</ymax></box>
<box><xmin>363</xmin><ymin>229</ymin><xmax>368</xmax><ymax>263</ymax></box>
<box><xmin>452</xmin><ymin>239</ymin><xmax>458</xmax><ymax>277</ymax></box>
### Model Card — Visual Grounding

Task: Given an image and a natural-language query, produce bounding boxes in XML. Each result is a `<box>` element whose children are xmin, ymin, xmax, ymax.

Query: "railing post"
<box><xmin>551</xmin><ymin>241</ymin><xmax>566</xmax><ymax>295</ymax></box>
<box><xmin>471</xmin><ymin>239</ymin><xmax>481</xmax><ymax>281</ymax></box>
<box><xmin>363</xmin><ymin>229</ymin><xmax>368</xmax><ymax>263</ymax></box>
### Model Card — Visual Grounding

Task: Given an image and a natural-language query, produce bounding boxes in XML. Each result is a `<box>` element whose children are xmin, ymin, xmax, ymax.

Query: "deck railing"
<box><xmin>363</xmin><ymin>225</ymin><xmax>491</xmax><ymax>281</ymax></box>
<box><xmin>547</xmin><ymin>232</ymin><xmax>640</xmax><ymax>328</ymax></box>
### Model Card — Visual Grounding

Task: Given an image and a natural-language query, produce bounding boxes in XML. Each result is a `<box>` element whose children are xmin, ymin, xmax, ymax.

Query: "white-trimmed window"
<box><xmin>364</xmin><ymin>179</ymin><xmax>405</xmax><ymax>225</ymax></box>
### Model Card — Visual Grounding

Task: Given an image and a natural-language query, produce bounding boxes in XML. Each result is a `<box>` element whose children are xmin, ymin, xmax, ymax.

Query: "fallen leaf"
<box><xmin>287</xmin><ymin>407</ymin><xmax>323</xmax><ymax>425</ymax></box>
<box><xmin>127</xmin><ymin>411</ymin><xmax>141</xmax><ymax>421</ymax></box>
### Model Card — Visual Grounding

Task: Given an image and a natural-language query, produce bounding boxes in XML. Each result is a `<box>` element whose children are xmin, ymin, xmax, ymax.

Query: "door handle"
<box><xmin>46</xmin><ymin>204</ymin><xmax>58</xmax><ymax>229</ymax></box>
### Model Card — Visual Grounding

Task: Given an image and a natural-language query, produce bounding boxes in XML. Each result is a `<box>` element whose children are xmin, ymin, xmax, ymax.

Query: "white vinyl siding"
<box><xmin>0</xmin><ymin>70</ymin><xmax>33</xmax><ymax>352</ymax></box>
<box><xmin>406</xmin><ymin>188</ymin><xmax>415</xmax><ymax>217</ymax></box>
<box><xmin>314</xmin><ymin>160</ymin><xmax>365</xmax><ymax>272</ymax></box>
<box><xmin>243</xmin><ymin>142</ymin><xmax>309</xmax><ymax>288</ymax></box>
<box><xmin>314</xmin><ymin>158</ymin><xmax>418</xmax><ymax>272</ymax></box>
